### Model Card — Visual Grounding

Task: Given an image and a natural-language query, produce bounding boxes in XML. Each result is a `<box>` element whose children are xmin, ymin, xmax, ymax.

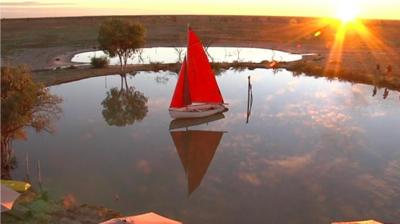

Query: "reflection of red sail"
<box><xmin>169</xmin><ymin>28</ymin><xmax>225</xmax><ymax>116</ymax></box>
<box><xmin>170</xmin><ymin>130</ymin><xmax>224</xmax><ymax>195</ymax></box>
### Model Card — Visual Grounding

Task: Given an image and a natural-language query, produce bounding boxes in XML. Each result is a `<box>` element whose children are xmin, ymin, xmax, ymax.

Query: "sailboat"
<box><xmin>169</xmin><ymin>27</ymin><xmax>227</xmax><ymax>119</ymax></box>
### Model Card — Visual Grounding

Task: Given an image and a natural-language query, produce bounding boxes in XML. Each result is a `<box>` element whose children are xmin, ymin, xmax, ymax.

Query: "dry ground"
<box><xmin>1</xmin><ymin>15</ymin><xmax>400</xmax><ymax>89</ymax></box>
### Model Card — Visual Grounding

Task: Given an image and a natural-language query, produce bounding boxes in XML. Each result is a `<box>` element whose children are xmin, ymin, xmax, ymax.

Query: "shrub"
<box><xmin>90</xmin><ymin>56</ymin><xmax>109</xmax><ymax>68</ymax></box>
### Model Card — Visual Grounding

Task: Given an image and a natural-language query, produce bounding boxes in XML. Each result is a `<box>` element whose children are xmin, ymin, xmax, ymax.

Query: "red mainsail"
<box><xmin>169</xmin><ymin>28</ymin><xmax>224</xmax><ymax>108</ymax></box>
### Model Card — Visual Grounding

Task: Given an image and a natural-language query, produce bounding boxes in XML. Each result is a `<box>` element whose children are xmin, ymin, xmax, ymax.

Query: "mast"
<box><xmin>184</xmin><ymin>23</ymin><xmax>191</xmax><ymax>106</ymax></box>
<box><xmin>182</xmin><ymin>57</ymin><xmax>191</xmax><ymax>106</ymax></box>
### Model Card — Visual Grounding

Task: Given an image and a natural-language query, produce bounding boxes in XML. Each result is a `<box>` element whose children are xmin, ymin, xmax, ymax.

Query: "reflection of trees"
<box><xmin>1</xmin><ymin>66</ymin><xmax>62</xmax><ymax>179</ymax></box>
<box><xmin>101</xmin><ymin>76</ymin><xmax>148</xmax><ymax>126</ymax></box>
<box><xmin>155</xmin><ymin>72</ymin><xmax>176</xmax><ymax>84</ymax></box>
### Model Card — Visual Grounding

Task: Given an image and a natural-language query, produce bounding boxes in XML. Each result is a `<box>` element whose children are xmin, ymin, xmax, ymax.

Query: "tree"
<box><xmin>174</xmin><ymin>47</ymin><xmax>185</xmax><ymax>63</ymax></box>
<box><xmin>202</xmin><ymin>37</ymin><xmax>215</xmax><ymax>62</ymax></box>
<box><xmin>101</xmin><ymin>76</ymin><xmax>148</xmax><ymax>127</ymax></box>
<box><xmin>98</xmin><ymin>19</ymin><xmax>146</xmax><ymax>74</ymax></box>
<box><xmin>1</xmin><ymin>66</ymin><xmax>62</xmax><ymax>179</ymax></box>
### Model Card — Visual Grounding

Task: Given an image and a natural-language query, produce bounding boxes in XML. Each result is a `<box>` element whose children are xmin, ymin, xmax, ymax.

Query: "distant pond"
<box><xmin>71</xmin><ymin>47</ymin><xmax>304</xmax><ymax>64</ymax></box>
<box><xmin>9</xmin><ymin>67</ymin><xmax>400</xmax><ymax>223</ymax></box>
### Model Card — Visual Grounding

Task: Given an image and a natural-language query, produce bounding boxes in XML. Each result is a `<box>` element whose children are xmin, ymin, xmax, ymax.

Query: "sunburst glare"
<box><xmin>334</xmin><ymin>0</ymin><xmax>360</xmax><ymax>23</ymax></box>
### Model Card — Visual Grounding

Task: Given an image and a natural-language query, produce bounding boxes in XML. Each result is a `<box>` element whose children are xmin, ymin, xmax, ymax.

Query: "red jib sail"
<box><xmin>169</xmin><ymin>28</ymin><xmax>224</xmax><ymax>108</ymax></box>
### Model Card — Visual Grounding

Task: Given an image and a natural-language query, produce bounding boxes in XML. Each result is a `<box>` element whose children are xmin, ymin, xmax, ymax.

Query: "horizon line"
<box><xmin>1</xmin><ymin>14</ymin><xmax>399</xmax><ymax>21</ymax></box>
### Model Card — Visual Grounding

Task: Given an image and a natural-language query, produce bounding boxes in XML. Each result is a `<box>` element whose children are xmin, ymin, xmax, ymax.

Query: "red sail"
<box><xmin>186</xmin><ymin>28</ymin><xmax>224</xmax><ymax>104</ymax></box>
<box><xmin>170</xmin><ymin>58</ymin><xmax>191</xmax><ymax>108</ymax></box>
<box><xmin>169</xmin><ymin>28</ymin><xmax>224</xmax><ymax>108</ymax></box>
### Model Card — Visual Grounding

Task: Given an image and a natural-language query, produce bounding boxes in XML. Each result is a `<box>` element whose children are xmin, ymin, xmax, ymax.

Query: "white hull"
<box><xmin>169</xmin><ymin>104</ymin><xmax>227</xmax><ymax>119</ymax></box>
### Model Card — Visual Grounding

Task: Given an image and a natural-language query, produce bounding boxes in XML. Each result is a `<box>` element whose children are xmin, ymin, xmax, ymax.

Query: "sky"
<box><xmin>1</xmin><ymin>0</ymin><xmax>399</xmax><ymax>20</ymax></box>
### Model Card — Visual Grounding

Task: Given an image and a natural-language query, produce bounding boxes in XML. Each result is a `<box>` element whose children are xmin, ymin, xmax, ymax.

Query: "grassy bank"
<box><xmin>33</xmin><ymin>59</ymin><xmax>400</xmax><ymax>91</ymax></box>
<box><xmin>285</xmin><ymin>60</ymin><xmax>400</xmax><ymax>91</ymax></box>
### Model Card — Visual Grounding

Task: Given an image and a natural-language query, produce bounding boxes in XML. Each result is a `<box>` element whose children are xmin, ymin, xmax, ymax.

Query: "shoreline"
<box><xmin>33</xmin><ymin>54</ymin><xmax>400</xmax><ymax>92</ymax></box>
<box><xmin>1</xmin><ymin>15</ymin><xmax>399</xmax><ymax>90</ymax></box>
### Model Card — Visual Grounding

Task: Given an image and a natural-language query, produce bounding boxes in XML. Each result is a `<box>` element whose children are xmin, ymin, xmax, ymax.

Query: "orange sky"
<box><xmin>1</xmin><ymin>0</ymin><xmax>399</xmax><ymax>20</ymax></box>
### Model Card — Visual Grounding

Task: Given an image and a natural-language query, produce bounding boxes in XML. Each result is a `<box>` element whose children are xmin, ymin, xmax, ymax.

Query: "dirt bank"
<box><xmin>1</xmin><ymin>15</ymin><xmax>399</xmax><ymax>89</ymax></box>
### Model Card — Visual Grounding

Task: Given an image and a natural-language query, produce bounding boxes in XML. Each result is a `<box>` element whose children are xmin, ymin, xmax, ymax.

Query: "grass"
<box><xmin>287</xmin><ymin>60</ymin><xmax>400</xmax><ymax>90</ymax></box>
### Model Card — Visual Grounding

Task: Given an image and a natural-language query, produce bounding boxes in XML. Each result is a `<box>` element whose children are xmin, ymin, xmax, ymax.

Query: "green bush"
<box><xmin>90</xmin><ymin>56</ymin><xmax>109</xmax><ymax>68</ymax></box>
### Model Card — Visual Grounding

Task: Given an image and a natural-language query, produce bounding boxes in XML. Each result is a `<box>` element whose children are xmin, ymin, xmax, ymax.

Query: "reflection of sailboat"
<box><xmin>169</xmin><ymin>115</ymin><xmax>225</xmax><ymax>195</ymax></box>
<box><xmin>169</xmin><ymin>112</ymin><xmax>225</xmax><ymax>130</ymax></box>
<box><xmin>171</xmin><ymin>130</ymin><xmax>224</xmax><ymax>195</ymax></box>
<box><xmin>169</xmin><ymin>27</ymin><xmax>227</xmax><ymax>119</ymax></box>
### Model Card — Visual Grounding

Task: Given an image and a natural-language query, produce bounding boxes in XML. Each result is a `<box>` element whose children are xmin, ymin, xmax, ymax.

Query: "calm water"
<box><xmin>12</xmin><ymin>69</ymin><xmax>400</xmax><ymax>223</ymax></box>
<box><xmin>71</xmin><ymin>47</ymin><xmax>303</xmax><ymax>64</ymax></box>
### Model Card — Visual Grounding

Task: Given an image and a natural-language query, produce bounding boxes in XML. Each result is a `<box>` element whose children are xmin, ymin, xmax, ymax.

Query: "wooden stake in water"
<box><xmin>37</xmin><ymin>160</ymin><xmax>42</xmax><ymax>188</ymax></box>
<box><xmin>246</xmin><ymin>75</ymin><xmax>253</xmax><ymax>124</ymax></box>
<box><xmin>25</xmin><ymin>152</ymin><xmax>30</xmax><ymax>182</ymax></box>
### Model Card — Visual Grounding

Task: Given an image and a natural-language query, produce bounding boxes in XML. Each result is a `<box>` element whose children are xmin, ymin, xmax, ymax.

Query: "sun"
<box><xmin>336</xmin><ymin>7</ymin><xmax>360</xmax><ymax>23</ymax></box>
<box><xmin>334</xmin><ymin>1</ymin><xmax>361</xmax><ymax>23</ymax></box>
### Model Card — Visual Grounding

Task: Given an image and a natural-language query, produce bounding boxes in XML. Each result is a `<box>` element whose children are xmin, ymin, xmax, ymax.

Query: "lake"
<box><xmin>71</xmin><ymin>47</ymin><xmax>304</xmax><ymax>65</ymax></box>
<box><xmin>10</xmin><ymin>68</ymin><xmax>400</xmax><ymax>223</ymax></box>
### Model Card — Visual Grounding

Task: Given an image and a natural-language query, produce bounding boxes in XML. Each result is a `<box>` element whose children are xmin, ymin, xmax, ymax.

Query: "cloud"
<box><xmin>147</xmin><ymin>98</ymin><xmax>169</xmax><ymax>111</ymax></box>
<box><xmin>369</xmin><ymin>111</ymin><xmax>386</xmax><ymax>117</ymax></box>
<box><xmin>271</xmin><ymin>102</ymin><xmax>365</xmax><ymax>137</ymax></box>
<box><xmin>264</xmin><ymin>153</ymin><xmax>313</xmax><ymax>170</ymax></box>
<box><xmin>238</xmin><ymin>172</ymin><xmax>262</xmax><ymax>186</ymax></box>
<box><xmin>0</xmin><ymin>1</ymin><xmax>74</xmax><ymax>6</ymax></box>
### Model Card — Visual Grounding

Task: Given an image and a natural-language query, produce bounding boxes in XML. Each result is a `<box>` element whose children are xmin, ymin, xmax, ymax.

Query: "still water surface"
<box><xmin>12</xmin><ymin>69</ymin><xmax>400</xmax><ymax>223</ymax></box>
<box><xmin>71</xmin><ymin>47</ymin><xmax>303</xmax><ymax>64</ymax></box>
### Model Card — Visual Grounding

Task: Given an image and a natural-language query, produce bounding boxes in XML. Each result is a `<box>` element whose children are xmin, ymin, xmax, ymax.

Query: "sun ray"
<box><xmin>324</xmin><ymin>22</ymin><xmax>347</xmax><ymax>75</ymax></box>
<box><xmin>354</xmin><ymin>22</ymin><xmax>399</xmax><ymax>77</ymax></box>
<box><xmin>261</xmin><ymin>19</ymin><xmax>332</xmax><ymax>51</ymax></box>
<box><xmin>319</xmin><ymin>0</ymin><xmax>398</xmax><ymax>78</ymax></box>
<box><xmin>322</xmin><ymin>16</ymin><xmax>399</xmax><ymax>81</ymax></box>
